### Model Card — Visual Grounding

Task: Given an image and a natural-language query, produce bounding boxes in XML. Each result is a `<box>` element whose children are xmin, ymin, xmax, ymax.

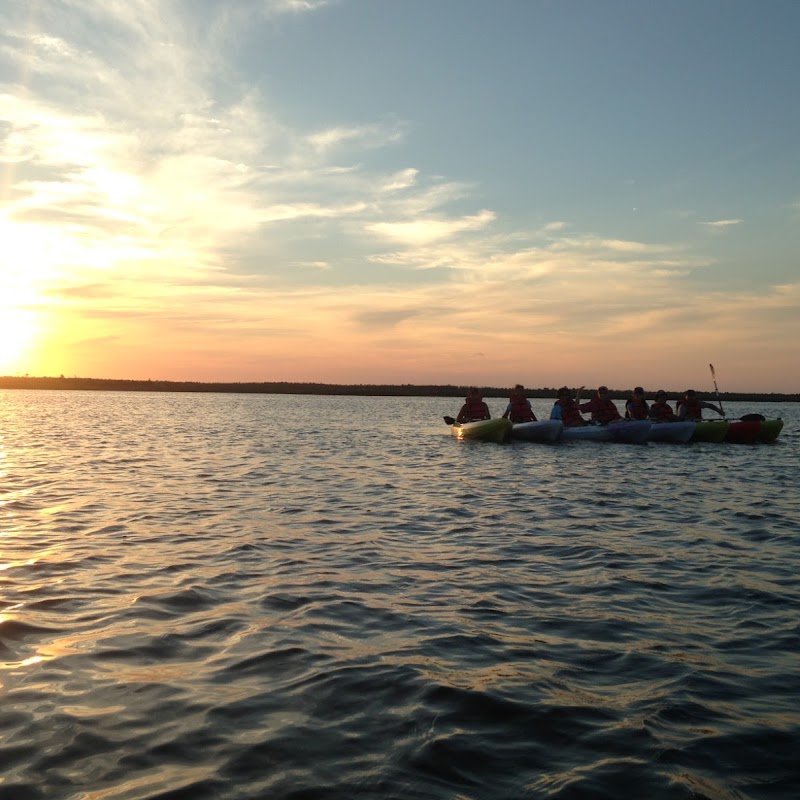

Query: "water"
<box><xmin>1</xmin><ymin>390</ymin><xmax>798</xmax><ymax>800</ymax></box>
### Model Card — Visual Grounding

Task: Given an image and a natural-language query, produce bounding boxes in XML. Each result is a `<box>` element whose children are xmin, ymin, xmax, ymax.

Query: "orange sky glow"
<box><xmin>2</xmin><ymin>2</ymin><xmax>799</xmax><ymax>393</ymax></box>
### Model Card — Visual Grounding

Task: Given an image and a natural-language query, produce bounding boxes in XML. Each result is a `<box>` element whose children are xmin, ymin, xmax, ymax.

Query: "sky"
<box><xmin>1</xmin><ymin>0</ymin><xmax>799</xmax><ymax>392</ymax></box>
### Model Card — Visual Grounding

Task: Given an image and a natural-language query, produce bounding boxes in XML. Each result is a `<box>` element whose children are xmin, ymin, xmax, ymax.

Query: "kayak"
<box><xmin>689</xmin><ymin>418</ymin><xmax>783</xmax><ymax>443</ymax></box>
<box><xmin>561</xmin><ymin>420</ymin><xmax>650</xmax><ymax>443</ymax></box>
<box><xmin>608</xmin><ymin>420</ymin><xmax>651</xmax><ymax>443</ymax></box>
<box><xmin>511</xmin><ymin>419</ymin><xmax>564</xmax><ymax>442</ymax></box>
<box><xmin>726</xmin><ymin>420</ymin><xmax>763</xmax><ymax>443</ymax></box>
<box><xmin>449</xmin><ymin>417</ymin><xmax>512</xmax><ymax>443</ymax></box>
<box><xmin>691</xmin><ymin>420</ymin><xmax>730</xmax><ymax>442</ymax></box>
<box><xmin>561</xmin><ymin>424</ymin><xmax>614</xmax><ymax>442</ymax></box>
<box><xmin>757</xmin><ymin>419</ymin><xmax>783</xmax><ymax>442</ymax></box>
<box><xmin>726</xmin><ymin>418</ymin><xmax>784</xmax><ymax>443</ymax></box>
<box><xmin>647</xmin><ymin>421</ymin><xmax>696</xmax><ymax>443</ymax></box>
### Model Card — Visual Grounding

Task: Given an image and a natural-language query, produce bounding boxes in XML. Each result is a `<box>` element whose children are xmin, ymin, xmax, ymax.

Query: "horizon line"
<box><xmin>1</xmin><ymin>375</ymin><xmax>798</xmax><ymax>401</ymax></box>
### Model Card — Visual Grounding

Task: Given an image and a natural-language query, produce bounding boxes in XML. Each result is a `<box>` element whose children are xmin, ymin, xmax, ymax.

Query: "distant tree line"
<box><xmin>1</xmin><ymin>375</ymin><xmax>797</xmax><ymax>402</ymax></box>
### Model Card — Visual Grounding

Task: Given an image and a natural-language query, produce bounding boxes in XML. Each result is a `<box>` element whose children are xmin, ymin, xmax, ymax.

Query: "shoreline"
<box><xmin>1</xmin><ymin>375</ymin><xmax>797</xmax><ymax>402</ymax></box>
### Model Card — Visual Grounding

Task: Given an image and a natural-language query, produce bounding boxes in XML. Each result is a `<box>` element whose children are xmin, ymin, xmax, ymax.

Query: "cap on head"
<box><xmin>634</xmin><ymin>386</ymin><xmax>644</xmax><ymax>394</ymax></box>
<box><xmin>598</xmin><ymin>385</ymin><xmax>609</xmax><ymax>393</ymax></box>
<box><xmin>686</xmin><ymin>389</ymin><xmax>696</xmax><ymax>396</ymax></box>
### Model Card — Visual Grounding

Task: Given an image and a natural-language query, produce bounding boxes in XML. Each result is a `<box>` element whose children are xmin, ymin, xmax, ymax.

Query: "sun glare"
<box><xmin>0</xmin><ymin>306</ymin><xmax>38</xmax><ymax>374</ymax></box>
<box><xmin>0</xmin><ymin>218</ymin><xmax>54</xmax><ymax>375</ymax></box>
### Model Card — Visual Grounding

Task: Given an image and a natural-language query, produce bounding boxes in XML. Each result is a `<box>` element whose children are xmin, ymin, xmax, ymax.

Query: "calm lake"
<box><xmin>1</xmin><ymin>390</ymin><xmax>798</xmax><ymax>799</ymax></box>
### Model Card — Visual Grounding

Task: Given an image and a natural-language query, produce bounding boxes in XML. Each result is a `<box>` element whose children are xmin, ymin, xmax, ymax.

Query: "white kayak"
<box><xmin>510</xmin><ymin>419</ymin><xmax>564</xmax><ymax>442</ymax></box>
<box><xmin>646</xmin><ymin>421</ymin><xmax>696</xmax><ymax>443</ymax></box>
<box><xmin>561</xmin><ymin>424</ymin><xmax>614</xmax><ymax>442</ymax></box>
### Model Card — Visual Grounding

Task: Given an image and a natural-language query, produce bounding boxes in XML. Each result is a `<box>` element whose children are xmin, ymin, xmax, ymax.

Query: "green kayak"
<box><xmin>691</xmin><ymin>420</ymin><xmax>730</xmax><ymax>442</ymax></box>
<box><xmin>757</xmin><ymin>419</ymin><xmax>783</xmax><ymax>442</ymax></box>
<box><xmin>692</xmin><ymin>418</ymin><xmax>783</xmax><ymax>443</ymax></box>
<box><xmin>448</xmin><ymin>417</ymin><xmax>512</xmax><ymax>443</ymax></box>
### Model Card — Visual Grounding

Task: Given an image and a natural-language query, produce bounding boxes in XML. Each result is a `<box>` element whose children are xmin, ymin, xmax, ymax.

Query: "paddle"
<box><xmin>709</xmin><ymin>367</ymin><xmax>765</xmax><ymax>422</ymax></box>
<box><xmin>443</xmin><ymin>416</ymin><xmax>456</xmax><ymax>425</ymax></box>
<box><xmin>708</xmin><ymin>363</ymin><xmax>726</xmax><ymax>418</ymax></box>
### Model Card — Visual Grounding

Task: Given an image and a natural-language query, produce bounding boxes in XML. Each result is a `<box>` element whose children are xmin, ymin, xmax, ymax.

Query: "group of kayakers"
<box><xmin>456</xmin><ymin>385</ymin><xmax>724</xmax><ymax>426</ymax></box>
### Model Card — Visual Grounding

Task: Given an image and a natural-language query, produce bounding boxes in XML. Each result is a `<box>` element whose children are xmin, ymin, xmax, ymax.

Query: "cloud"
<box><xmin>297</xmin><ymin>261</ymin><xmax>330</xmax><ymax>270</ymax></box>
<box><xmin>381</xmin><ymin>168</ymin><xmax>418</xmax><ymax>193</ymax></box>
<box><xmin>44</xmin><ymin>282</ymin><xmax>114</xmax><ymax>300</ymax></box>
<box><xmin>260</xmin><ymin>201</ymin><xmax>367</xmax><ymax>222</ymax></box>
<box><xmin>598</xmin><ymin>239</ymin><xmax>678</xmax><ymax>253</ymax></box>
<box><xmin>305</xmin><ymin>121</ymin><xmax>406</xmax><ymax>155</ymax></box>
<box><xmin>366</xmin><ymin>210</ymin><xmax>495</xmax><ymax>244</ymax></box>
<box><xmin>552</xmin><ymin>236</ymin><xmax>679</xmax><ymax>255</ymax></box>
<box><xmin>354</xmin><ymin>309</ymin><xmax>420</xmax><ymax>329</ymax></box>
<box><xmin>699</xmin><ymin>219</ymin><xmax>743</xmax><ymax>229</ymax></box>
<box><xmin>267</xmin><ymin>0</ymin><xmax>332</xmax><ymax>13</ymax></box>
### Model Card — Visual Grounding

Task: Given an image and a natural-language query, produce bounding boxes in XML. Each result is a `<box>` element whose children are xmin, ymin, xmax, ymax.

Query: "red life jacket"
<box><xmin>585</xmin><ymin>397</ymin><xmax>621</xmax><ymax>424</ymax></box>
<box><xmin>554</xmin><ymin>398</ymin><xmax>584</xmax><ymax>427</ymax></box>
<box><xmin>649</xmin><ymin>400</ymin><xmax>676</xmax><ymax>422</ymax></box>
<box><xmin>625</xmin><ymin>397</ymin><xmax>649</xmax><ymax>420</ymax></box>
<box><xmin>509</xmin><ymin>394</ymin><xmax>536</xmax><ymax>423</ymax></box>
<box><xmin>676</xmin><ymin>397</ymin><xmax>702</xmax><ymax>420</ymax></box>
<box><xmin>461</xmin><ymin>396</ymin><xmax>490</xmax><ymax>422</ymax></box>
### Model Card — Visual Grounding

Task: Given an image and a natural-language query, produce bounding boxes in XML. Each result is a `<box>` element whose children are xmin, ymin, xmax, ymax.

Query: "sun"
<box><xmin>0</xmin><ymin>303</ymin><xmax>39</xmax><ymax>374</ymax></box>
<box><xmin>0</xmin><ymin>218</ymin><xmax>50</xmax><ymax>375</ymax></box>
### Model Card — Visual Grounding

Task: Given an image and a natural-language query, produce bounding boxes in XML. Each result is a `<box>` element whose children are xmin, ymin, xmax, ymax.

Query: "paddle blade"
<box><xmin>443</xmin><ymin>416</ymin><xmax>456</xmax><ymax>426</ymax></box>
<box><xmin>709</xmin><ymin>363</ymin><xmax>716</xmax><ymax>379</ymax></box>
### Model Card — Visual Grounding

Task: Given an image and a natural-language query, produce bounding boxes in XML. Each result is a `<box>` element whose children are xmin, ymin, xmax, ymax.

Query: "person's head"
<box><xmin>655</xmin><ymin>390</ymin><xmax>667</xmax><ymax>401</ymax></box>
<box><xmin>513</xmin><ymin>383</ymin><xmax>525</xmax><ymax>395</ymax></box>
<box><xmin>685</xmin><ymin>389</ymin><xmax>696</xmax><ymax>398</ymax></box>
<box><xmin>633</xmin><ymin>386</ymin><xmax>644</xmax><ymax>396</ymax></box>
<box><xmin>469</xmin><ymin>387</ymin><xmax>481</xmax><ymax>398</ymax></box>
<box><xmin>597</xmin><ymin>385</ymin><xmax>609</xmax><ymax>397</ymax></box>
<box><xmin>557</xmin><ymin>386</ymin><xmax>572</xmax><ymax>401</ymax></box>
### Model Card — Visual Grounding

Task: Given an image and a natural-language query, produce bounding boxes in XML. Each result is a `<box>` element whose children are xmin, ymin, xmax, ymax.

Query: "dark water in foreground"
<box><xmin>1</xmin><ymin>390</ymin><xmax>798</xmax><ymax>800</ymax></box>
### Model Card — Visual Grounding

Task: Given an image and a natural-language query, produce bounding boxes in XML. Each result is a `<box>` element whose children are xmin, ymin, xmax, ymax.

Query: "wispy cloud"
<box><xmin>268</xmin><ymin>0</ymin><xmax>333</xmax><ymax>13</ymax></box>
<box><xmin>354</xmin><ymin>308</ymin><xmax>421</xmax><ymax>330</ymax></box>
<box><xmin>550</xmin><ymin>235</ymin><xmax>680</xmax><ymax>255</ymax></box>
<box><xmin>297</xmin><ymin>261</ymin><xmax>330</xmax><ymax>270</ymax></box>
<box><xmin>260</xmin><ymin>202</ymin><xmax>368</xmax><ymax>223</ymax></box>
<box><xmin>699</xmin><ymin>219</ymin><xmax>743</xmax><ymax>229</ymax></box>
<box><xmin>380</xmin><ymin>168</ymin><xmax>418</xmax><ymax>193</ymax></box>
<box><xmin>366</xmin><ymin>210</ymin><xmax>495</xmax><ymax>244</ymax></box>
<box><xmin>305</xmin><ymin>122</ymin><xmax>406</xmax><ymax>155</ymax></box>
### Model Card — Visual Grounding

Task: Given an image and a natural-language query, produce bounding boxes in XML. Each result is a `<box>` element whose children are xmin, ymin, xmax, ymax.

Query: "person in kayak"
<box><xmin>456</xmin><ymin>387</ymin><xmax>491</xmax><ymax>423</ymax></box>
<box><xmin>579</xmin><ymin>385</ymin><xmax>622</xmax><ymax>424</ymax></box>
<box><xmin>502</xmin><ymin>384</ymin><xmax>537</xmax><ymax>423</ymax></box>
<box><xmin>625</xmin><ymin>386</ymin><xmax>650</xmax><ymax>420</ymax></box>
<box><xmin>649</xmin><ymin>390</ymin><xmax>678</xmax><ymax>422</ymax></box>
<box><xmin>676</xmin><ymin>389</ymin><xmax>723</xmax><ymax>420</ymax></box>
<box><xmin>550</xmin><ymin>386</ymin><xmax>586</xmax><ymax>427</ymax></box>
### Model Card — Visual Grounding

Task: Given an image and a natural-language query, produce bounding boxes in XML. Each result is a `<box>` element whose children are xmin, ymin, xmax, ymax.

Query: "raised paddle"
<box><xmin>709</xmin><ymin>363</ymin><xmax>726</xmax><ymax>418</ymax></box>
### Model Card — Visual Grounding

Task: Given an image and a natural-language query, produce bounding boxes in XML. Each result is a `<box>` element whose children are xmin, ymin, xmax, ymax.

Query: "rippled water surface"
<box><xmin>1</xmin><ymin>390</ymin><xmax>798</xmax><ymax>799</ymax></box>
